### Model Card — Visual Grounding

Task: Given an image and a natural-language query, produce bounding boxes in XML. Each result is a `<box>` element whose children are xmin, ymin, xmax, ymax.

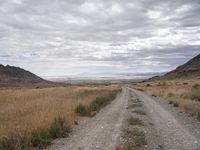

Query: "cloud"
<box><xmin>0</xmin><ymin>0</ymin><xmax>199</xmax><ymax>76</ymax></box>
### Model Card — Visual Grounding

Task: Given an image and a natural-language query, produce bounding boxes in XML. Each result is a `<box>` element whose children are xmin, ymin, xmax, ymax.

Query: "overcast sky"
<box><xmin>0</xmin><ymin>0</ymin><xmax>200</xmax><ymax>76</ymax></box>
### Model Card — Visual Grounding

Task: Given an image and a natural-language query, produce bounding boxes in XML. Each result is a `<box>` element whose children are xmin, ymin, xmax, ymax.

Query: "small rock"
<box><xmin>74</xmin><ymin>121</ymin><xmax>78</xmax><ymax>125</ymax></box>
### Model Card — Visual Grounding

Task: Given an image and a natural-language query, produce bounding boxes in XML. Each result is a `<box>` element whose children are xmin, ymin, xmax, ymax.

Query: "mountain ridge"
<box><xmin>146</xmin><ymin>54</ymin><xmax>200</xmax><ymax>81</ymax></box>
<box><xmin>0</xmin><ymin>64</ymin><xmax>48</xmax><ymax>85</ymax></box>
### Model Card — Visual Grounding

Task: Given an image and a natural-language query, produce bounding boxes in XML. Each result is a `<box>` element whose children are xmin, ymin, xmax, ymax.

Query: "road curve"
<box><xmin>130</xmin><ymin>88</ymin><xmax>200</xmax><ymax>150</ymax></box>
<box><xmin>48</xmin><ymin>88</ymin><xmax>129</xmax><ymax>150</ymax></box>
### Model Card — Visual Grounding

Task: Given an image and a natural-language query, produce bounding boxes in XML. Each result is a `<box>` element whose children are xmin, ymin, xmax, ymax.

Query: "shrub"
<box><xmin>49</xmin><ymin>117</ymin><xmax>71</xmax><ymax>138</ymax></box>
<box><xmin>173</xmin><ymin>102</ymin><xmax>179</xmax><ymax>107</ymax></box>
<box><xmin>169</xmin><ymin>101</ymin><xmax>173</xmax><ymax>104</ymax></box>
<box><xmin>75</xmin><ymin>104</ymin><xmax>89</xmax><ymax>116</ymax></box>
<box><xmin>128</xmin><ymin>117</ymin><xmax>144</xmax><ymax>126</ymax></box>
<box><xmin>192</xmin><ymin>84</ymin><xmax>200</xmax><ymax>89</ymax></box>
<box><xmin>75</xmin><ymin>89</ymin><xmax>121</xmax><ymax>117</ymax></box>
<box><xmin>31</xmin><ymin>116</ymin><xmax>71</xmax><ymax>148</ymax></box>
<box><xmin>90</xmin><ymin>97</ymin><xmax>109</xmax><ymax>112</ymax></box>
<box><xmin>0</xmin><ymin>136</ymin><xmax>16</xmax><ymax>150</ymax></box>
<box><xmin>152</xmin><ymin>94</ymin><xmax>157</xmax><ymax>97</ymax></box>
<box><xmin>0</xmin><ymin>135</ymin><xmax>28</xmax><ymax>150</ymax></box>
<box><xmin>31</xmin><ymin>129</ymin><xmax>51</xmax><ymax>148</ymax></box>
<box><xmin>182</xmin><ymin>88</ymin><xmax>200</xmax><ymax>101</ymax></box>
<box><xmin>146</xmin><ymin>84</ymin><xmax>151</xmax><ymax>87</ymax></box>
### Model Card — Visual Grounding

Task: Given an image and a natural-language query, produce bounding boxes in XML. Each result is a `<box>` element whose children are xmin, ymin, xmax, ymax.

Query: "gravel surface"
<box><xmin>47</xmin><ymin>88</ymin><xmax>129</xmax><ymax>150</ymax></box>
<box><xmin>130</xmin><ymin>88</ymin><xmax>200</xmax><ymax>150</ymax></box>
<box><xmin>47</xmin><ymin>88</ymin><xmax>200</xmax><ymax>150</ymax></box>
<box><xmin>117</xmin><ymin>89</ymin><xmax>148</xmax><ymax>150</ymax></box>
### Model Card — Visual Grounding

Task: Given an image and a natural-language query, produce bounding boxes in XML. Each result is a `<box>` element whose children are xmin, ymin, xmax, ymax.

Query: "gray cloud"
<box><xmin>0</xmin><ymin>0</ymin><xmax>199</xmax><ymax>76</ymax></box>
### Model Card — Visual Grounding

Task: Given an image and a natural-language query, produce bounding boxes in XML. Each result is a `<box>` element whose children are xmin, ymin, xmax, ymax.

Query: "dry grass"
<box><xmin>117</xmin><ymin>128</ymin><xmax>147</xmax><ymax>150</ymax></box>
<box><xmin>128</xmin><ymin>117</ymin><xmax>144</xmax><ymax>126</ymax></box>
<box><xmin>130</xmin><ymin>79</ymin><xmax>200</xmax><ymax>117</ymax></box>
<box><xmin>128</xmin><ymin>103</ymin><xmax>142</xmax><ymax>109</ymax></box>
<box><xmin>132</xmin><ymin>110</ymin><xmax>146</xmax><ymax>115</ymax></box>
<box><xmin>0</xmin><ymin>84</ymin><xmax>120</xmax><ymax>139</ymax></box>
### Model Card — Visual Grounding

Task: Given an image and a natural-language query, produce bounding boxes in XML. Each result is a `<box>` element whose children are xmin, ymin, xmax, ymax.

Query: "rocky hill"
<box><xmin>0</xmin><ymin>64</ymin><xmax>48</xmax><ymax>85</ymax></box>
<box><xmin>147</xmin><ymin>54</ymin><xmax>200</xmax><ymax>81</ymax></box>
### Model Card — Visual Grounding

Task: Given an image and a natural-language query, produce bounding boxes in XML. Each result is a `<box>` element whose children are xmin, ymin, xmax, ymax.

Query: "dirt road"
<box><xmin>130</xmin><ymin>88</ymin><xmax>200</xmax><ymax>150</ymax></box>
<box><xmin>48</xmin><ymin>88</ymin><xmax>200</xmax><ymax>150</ymax></box>
<box><xmin>48</xmin><ymin>88</ymin><xmax>129</xmax><ymax>150</ymax></box>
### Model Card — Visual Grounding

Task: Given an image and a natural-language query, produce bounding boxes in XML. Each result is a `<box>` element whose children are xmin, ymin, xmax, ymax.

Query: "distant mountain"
<box><xmin>116</xmin><ymin>72</ymin><xmax>166</xmax><ymax>77</ymax></box>
<box><xmin>0</xmin><ymin>64</ymin><xmax>48</xmax><ymax>85</ymax></box>
<box><xmin>147</xmin><ymin>54</ymin><xmax>200</xmax><ymax>81</ymax></box>
<box><xmin>77</xmin><ymin>71</ymin><xmax>166</xmax><ymax>77</ymax></box>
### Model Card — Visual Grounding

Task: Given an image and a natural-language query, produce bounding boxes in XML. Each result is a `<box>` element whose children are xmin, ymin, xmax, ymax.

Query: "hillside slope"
<box><xmin>0</xmin><ymin>64</ymin><xmax>47</xmax><ymax>84</ymax></box>
<box><xmin>147</xmin><ymin>54</ymin><xmax>200</xmax><ymax>81</ymax></box>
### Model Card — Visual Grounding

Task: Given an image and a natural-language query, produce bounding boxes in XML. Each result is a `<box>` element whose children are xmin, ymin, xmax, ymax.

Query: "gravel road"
<box><xmin>48</xmin><ymin>88</ymin><xmax>200</xmax><ymax>150</ymax></box>
<box><xmin>130</xmin><ymin>88</ymin><xmax>200</xmax><ymax>150</ymax></box>
<box><xmin>48</xmin><ymin>88</ymin><xmax>129</xmax><ymax>150</ymax></box>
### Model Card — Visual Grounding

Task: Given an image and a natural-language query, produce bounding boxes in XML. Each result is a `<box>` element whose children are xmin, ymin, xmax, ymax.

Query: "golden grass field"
<box><xmin>1</xmin><ymin>78</ymin><xmax>199</xmax><ymax>149</ymax></box>
<box><xmin>0</xmin><ymin>84</ymin><xmax>120</xmax><ymax>140</ymax></box>
<box><xmin>130</xmin><ymin>79</ymin><xmax>200</xmax><ymax>117</ymax></box>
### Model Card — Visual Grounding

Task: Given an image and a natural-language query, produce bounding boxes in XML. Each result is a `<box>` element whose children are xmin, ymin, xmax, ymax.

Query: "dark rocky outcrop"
<box><xmin>0</xmin><ymin>64</ymin><xmax>47</xmax><ymax>84</ymax></box>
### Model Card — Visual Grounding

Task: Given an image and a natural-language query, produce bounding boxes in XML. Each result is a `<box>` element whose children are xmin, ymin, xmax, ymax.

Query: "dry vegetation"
<box><xmin>0</xmin><ymin>84</ymin><xmax>120</xmax><ymax>149</ymax></box>
<box><xmin>76</xmin><ymin>89</ymin><xmax>121</xmax><ymax>117</ymax></box>
<box><xmin>130</xmin><ymin>79</ymin><xmax>200</xmax><ymax>119</ymax></box>
<box><xmin>116</xmin><ymin>128</ymin><xmax>147</xmax><ymax>150</ymax></box>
